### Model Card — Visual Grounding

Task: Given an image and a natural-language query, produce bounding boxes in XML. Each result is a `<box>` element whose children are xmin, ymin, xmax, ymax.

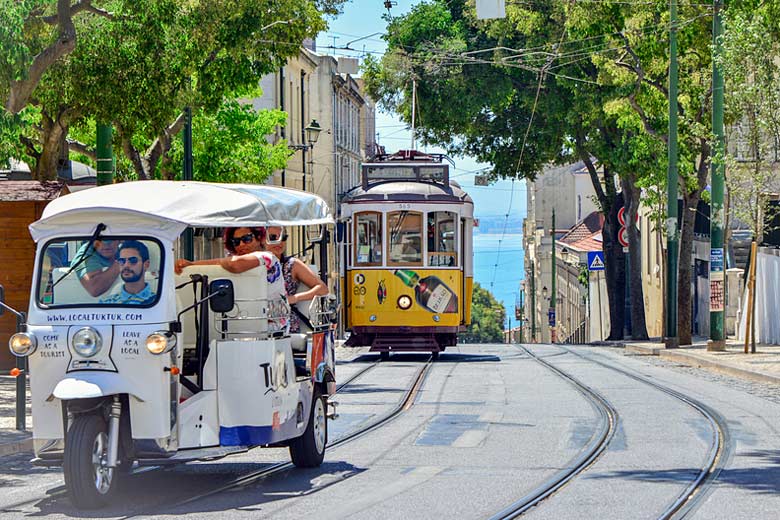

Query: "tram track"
<box><xmin>494</xmin><ymin>344</ymin><xmax>730</xmax><ymax>520</ymax></box>
<box><xmin>490</xmin><ymin>345</ymin><xmax>619</xmax><ymax>520</ymax></box>
<box><xmin>565</xmin><ymin>346</ymin><xmax>731</xmax><ymax>519</ymax></box>
<box><xmin>114</xmin><ymin>356</ymin><xmax>433</xmax><ymax>518</ymax></box>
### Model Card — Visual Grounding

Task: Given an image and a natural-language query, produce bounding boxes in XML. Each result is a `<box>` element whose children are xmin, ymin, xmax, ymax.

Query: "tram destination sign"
<box><xmin>362</xmin><ymin>163</ymin><xmax>449</xmax><ymax>189</ymax></box>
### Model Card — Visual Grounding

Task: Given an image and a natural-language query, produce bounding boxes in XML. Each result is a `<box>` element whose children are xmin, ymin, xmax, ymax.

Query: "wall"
<box><xmin>0</xmin><ymin>201</ymin><xmax>47</xmax><ymax>370</ymax></box>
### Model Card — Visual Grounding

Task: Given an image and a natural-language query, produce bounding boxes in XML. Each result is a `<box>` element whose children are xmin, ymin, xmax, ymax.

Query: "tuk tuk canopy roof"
<box><xmin>29</xmin><ymin>181</ymin><xmax>334</xmax><ymax>242</ymax></box>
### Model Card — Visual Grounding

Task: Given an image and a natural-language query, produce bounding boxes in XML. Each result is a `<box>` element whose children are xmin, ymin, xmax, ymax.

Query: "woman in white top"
<box><xmin>174</xmin><ymin>227</ymin><xmax>286</xmax><ymax>316</ymax></box>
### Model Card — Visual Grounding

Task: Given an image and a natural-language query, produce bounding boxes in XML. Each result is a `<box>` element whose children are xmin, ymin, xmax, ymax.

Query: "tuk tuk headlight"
<box><xmin>9</xmin><ymin>332</ymin><xmax>37</xmax><ymax>357</ymax></box>
<box><xmin>146</xmin><ymin>331</ymin><xmax>176</xmax><ymax>355</ymax></box>
<box><xmin>72</xmin><ymin>327</ymin><xmax>102</xmax><ymax>358</ymax></box>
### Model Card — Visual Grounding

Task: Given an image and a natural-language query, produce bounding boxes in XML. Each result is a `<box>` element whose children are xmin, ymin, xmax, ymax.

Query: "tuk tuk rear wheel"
<box><xmin>289</xmin><ymin>389</ymin><xmax>327</xmax><ymax>468</ymax></box>
<box><xmin>64</xmin><ymin>414</ymin><xmax>119</xmax><ymax>509</ymax></box>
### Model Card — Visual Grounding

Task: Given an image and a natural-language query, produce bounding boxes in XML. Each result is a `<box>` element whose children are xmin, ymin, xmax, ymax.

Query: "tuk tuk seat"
<box><xmin>175</xmin><ymin>264</ymin><xmax>270</xmax><ymax>349</ymax></box>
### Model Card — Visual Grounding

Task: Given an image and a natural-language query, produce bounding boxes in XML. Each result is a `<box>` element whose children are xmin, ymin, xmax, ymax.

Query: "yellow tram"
<box><xmin>340</xmin><ymin>150</ymin><xmax>474</xmax><ymax>356</ymax></box>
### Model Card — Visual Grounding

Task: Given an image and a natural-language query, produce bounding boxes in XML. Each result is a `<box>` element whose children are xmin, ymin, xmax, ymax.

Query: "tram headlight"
<box><xmin>72</xmin><ymin>327</ymin><xmax>102</xmax><ymax>358</ymax></box>
<box><xmin>9</xmin><ymin>332</ymin><xmax>37</xmax><ymax>357</ymax></box>
<box><xmin>146</xmin><ymin>331</ymin><xmax>176</xmax><ymax>355</ymax></box>
<box><xmin>397</xmin><ymin>295</ymin><xmax>413</xmax><ymax>310</ymax></box>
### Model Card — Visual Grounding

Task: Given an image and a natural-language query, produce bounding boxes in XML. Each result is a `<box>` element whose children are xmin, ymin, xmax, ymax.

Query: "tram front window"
<box><xmin>355</xmin><ymin>212</ymin><xmax>383</xmax><ymax>265</ymax></box>
<box><xmin>428</xmin><ymin>211</ymin><xmax>458</xmax><ymax>266</ymax></box>
<box><xmin>388</xmin><ymin>211</ymin><xmax>423</xmax><ymax>266</ymax></box>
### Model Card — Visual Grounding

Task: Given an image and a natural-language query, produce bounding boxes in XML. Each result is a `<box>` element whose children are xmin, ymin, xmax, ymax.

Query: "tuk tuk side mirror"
<box><xmin>209</xmin><ymin>279</ymin><xmax>235</xmax><ymax>313</ymax></box>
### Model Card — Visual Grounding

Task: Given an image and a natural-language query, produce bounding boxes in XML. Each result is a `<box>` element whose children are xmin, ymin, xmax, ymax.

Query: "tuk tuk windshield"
<box><xmin>37</xmin><ymin>237</ymin><xmax>162</xmax><ymax>307</ymax></box>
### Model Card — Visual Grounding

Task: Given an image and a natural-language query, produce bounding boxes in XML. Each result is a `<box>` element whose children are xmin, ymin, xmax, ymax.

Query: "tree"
<box><xmin>720</xmin><ymin>4</ymin><xmax>780</xmax><ymax>349</ymax></box>
<box><xmin>165</xmin><ymin>98</ymin><xmax>290</xmax><ymax>183</ymax></box>
<box><xmin>460</xmin><ymin>282</ymin><xmax>505</xmax><ymax>344</ymax></box>
<box><xmin>364</xmin><ymin>0</ymin><xmax>651</xmax><ymax>339</ymax></box>
<box><xmin>0</xmin><ymin>0</ymin><xmax>116</xmax><ymax>173</ymax></box>
<box><xmin>2</xmin><ymin>0</ymin><xmax>346</xmax><ymax>180</ymax></box>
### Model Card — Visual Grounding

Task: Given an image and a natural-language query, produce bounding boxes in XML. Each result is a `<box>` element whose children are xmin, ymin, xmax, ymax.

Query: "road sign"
<box><xmin>548</xmin><ymin>308</ymin><xmax>556</xmax><ymax>326</ymax></box>
<box><xmin>587</xmin><ymin>251</ymin><xmax>606</xmax><ymax>271</ymax></box>
<box><xmin>617</xmin><ymin>207</ymin><xmax>639</xmax><ymax>227</ymax></box>
<box><xmin>618</xmin><ymin>227</ymin><xmax>629</xmax><ymax>247</ymax></box>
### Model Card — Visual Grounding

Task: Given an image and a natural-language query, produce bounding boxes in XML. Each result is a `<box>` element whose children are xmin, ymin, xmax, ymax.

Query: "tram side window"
<box><xmin>427</xmin><ymin>211</ymin><xmax>457</xmax><ymax>267</ymax></box>
<box><xmin>387</xmin><ymin>211</ymin><xmax>423</xmax><ymax>266</ymax></box>
<box><xmin>355</xmin><ymin>212</ymin><xmax>383</xmax><ymax>265</ymax></box>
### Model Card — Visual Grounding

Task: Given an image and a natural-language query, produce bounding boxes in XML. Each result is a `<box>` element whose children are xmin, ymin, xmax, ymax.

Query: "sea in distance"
<box><xmin>472</xmin><ymin>231</ymin><xmax>524</xmax><ymax>330</ymax></box>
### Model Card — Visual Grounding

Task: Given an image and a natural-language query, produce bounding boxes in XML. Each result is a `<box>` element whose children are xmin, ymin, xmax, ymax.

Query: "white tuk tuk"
<box><xmin>4</xmin><ymin>181</ymin><xmax>337</xmax><ymax>508</ymax></box>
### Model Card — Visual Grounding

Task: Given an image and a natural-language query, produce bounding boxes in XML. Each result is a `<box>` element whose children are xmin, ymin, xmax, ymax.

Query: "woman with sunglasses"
<box><xmin>174</xmin><ymin>227</ymin><xmax>286</xmax><ymax>310</ymax></box>
<box><xmin>262</xmin><ymin>226</ymin><xmax>328</xmax><ymax>333</ymax></box>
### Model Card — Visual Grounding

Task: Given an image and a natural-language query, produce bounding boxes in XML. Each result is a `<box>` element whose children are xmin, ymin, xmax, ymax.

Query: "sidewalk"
<box><xmin>600</xmin><ymin>338</ymin><xmax>780</xmax><ymax>386</ymax></box>
<box><xmin>0</xmin><ymin>375</ymin><xmax>32</xmax><ymax>457</ymax></box>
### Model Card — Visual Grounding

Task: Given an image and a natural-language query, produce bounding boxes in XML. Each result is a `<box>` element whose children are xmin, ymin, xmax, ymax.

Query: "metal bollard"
<box><xmin>15</xmin><ymin>312</ymin><xmax>27</xmax><ymax>432</ymax></box>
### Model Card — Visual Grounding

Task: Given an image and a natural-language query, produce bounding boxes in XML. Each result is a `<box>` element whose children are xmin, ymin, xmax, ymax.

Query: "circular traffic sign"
<box><xmin>618</xmin><ymin>227</ymin><xmax>629</xmax><ymax>247</ymax></box>
<box><xmin>617</xmin><ymin>206</ymin><xmax>639</xmax><ymax>227</ymax></box>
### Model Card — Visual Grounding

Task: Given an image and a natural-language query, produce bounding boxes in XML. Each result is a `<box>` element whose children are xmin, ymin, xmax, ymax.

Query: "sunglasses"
<box><xmin>117</xmin><ymin>256</ymin><xmax>141</xmax><ymax>265</ymax></box>
<box><xmin>229</xmin><ymin>233</ymin><xmax>256</xmax><ymax>247</ymax></box>
<box><xmin>268</xmin><ymin>233</ymin><xmax>288</xmax><ymax>242</ymax></box>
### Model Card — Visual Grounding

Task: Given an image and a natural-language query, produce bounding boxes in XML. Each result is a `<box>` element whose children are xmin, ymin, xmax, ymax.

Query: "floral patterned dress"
<box><xmin>281</xmin><ymin>256</ymin><xmax>301</xmax><ymax>332</ymax></box>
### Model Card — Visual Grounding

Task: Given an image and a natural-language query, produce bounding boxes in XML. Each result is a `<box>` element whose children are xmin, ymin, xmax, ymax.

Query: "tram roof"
<box><xmin>30</xmin><ymin>180</ymin><xmax>333</xmax><ymax>242</ymax></box>
<box><xmin>342</xmin><ymin>180</ymin><xmax>473</xmax><ymax>206</ymax></box>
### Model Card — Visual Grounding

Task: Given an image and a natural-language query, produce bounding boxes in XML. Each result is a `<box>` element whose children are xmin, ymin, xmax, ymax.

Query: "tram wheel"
<box><xmin>63</xmin><ymin>414</ymin><xmax>119</xmax><ymax>509</ymax></box>
<box><xmin>290</xmin><ymin>388</ymin><xmax>327</xmax><ymax>468</ymax></box>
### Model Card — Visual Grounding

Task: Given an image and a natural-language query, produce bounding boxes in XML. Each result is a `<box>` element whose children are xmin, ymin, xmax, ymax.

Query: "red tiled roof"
<box><xmin>566</xmin><ymin>232</ymin><xmax>603</xmax><ymax>252</ymax></box>
<box><xmin>559</xmin><ymin>211</ymin><xmax>604</xmax><ymax>244</ymax></box>
<box><xmin>0</xmin><ymin>181</ymin><xmax>67</xmax><ymax>202</ymax></box>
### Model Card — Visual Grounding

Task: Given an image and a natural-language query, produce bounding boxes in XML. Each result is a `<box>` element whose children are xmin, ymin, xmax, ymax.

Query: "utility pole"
<box><xmin>96</xmin><ymin>124</ymin><xmax>113</xmax><ymax>186</ymax></box>
<box><xmin>530</xmin><ymin>265</ymin><xmax>536</xmax><ymax>342</ymax></box>
<box><xmin>708</xmin><ymin>0</ymin><xmax>726</xmax><ymax>351</ymax></box>
<box><xmin>182</xmin><ymin>106</ymin><xmax>194</xmax><ymax>261</ymax></box>
<box><xmin>550</xmin><ymin>209</ymin><xmax>557</xmax><ymax>343</ymax></box>
<box><xmin>665</xmin><ymin>0</ymin><xmax>680</xmax><ymax>348</ymax></box>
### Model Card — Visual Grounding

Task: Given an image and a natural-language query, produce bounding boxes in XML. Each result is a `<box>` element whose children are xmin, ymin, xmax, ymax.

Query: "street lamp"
<box><xmin>288</xmin><ymin>119</ymin><xmax>322</xmax><ymax>192</ymax></box>
<box><xmin>289</xmin><ymin>119</ymin><xmax>322</xmax><ymax>151</ymax></box>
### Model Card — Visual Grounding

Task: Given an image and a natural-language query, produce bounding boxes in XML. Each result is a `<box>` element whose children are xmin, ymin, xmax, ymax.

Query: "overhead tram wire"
<box><xmin>487</xmin><ymin>16</ymin><xmax>567</xmax><ymax>301</ymax></box>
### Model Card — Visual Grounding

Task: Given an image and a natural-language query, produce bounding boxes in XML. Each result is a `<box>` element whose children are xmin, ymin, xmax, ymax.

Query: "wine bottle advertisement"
<box><xmin>347</xmin><ymin>269</ymin><xmax>462</xmax><ymax>327</ymax></box>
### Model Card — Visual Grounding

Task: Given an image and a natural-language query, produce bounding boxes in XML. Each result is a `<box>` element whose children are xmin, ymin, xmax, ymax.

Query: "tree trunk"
<box><xmin>33</xmin><ymin>117</ymin><xmax>67</xmax><ymax>181</ymax></box>
<box><xmin>678</xmin><ymin>191</ymin><xmax>700</xmax><ymax>345</ymax></box>
<box><xmin>603</xmin><ymin>192</ymin><xmax>626</xmax><ymax>340</ymax></box>
<box><xmin>621</xmin><ymin>176</ymin><xmax>649</xmax><ymax>339</ymax></box>
<box><xmin>577</xmin><ymin>148</ymin><xmax>624</xmax><ymax>340</ymax></box>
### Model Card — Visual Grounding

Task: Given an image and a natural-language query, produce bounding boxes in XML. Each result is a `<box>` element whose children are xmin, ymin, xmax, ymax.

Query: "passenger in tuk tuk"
<box><xmin>99</xmin><ymin>240</ymin><xmax>157</xmax><ymax>304</ymax></box>
<box><xmin>262</xmin><ymin>226</ymin><xmax>328</xmax><ymax>333</ymax></box>
<box><xmin>72</xmin><ymin>239</ymin><xmax>120</xmax><ymax>296</ymax></box>
<box><xmin>174</xmin><ymin>227</ymin><xmax>287</xmax><ymax>313</ymax></box>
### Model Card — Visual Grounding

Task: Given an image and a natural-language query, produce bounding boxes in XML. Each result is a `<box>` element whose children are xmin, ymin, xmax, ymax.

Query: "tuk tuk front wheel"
<box><xmin>64</xmin><ymin>414</ymin><xmax>119</xmax><ymax>509</ymax></box>
<box><xmin>289</xmin><ymin>389</ymin><xmax>327</xmax><ymax>468</ymax></box>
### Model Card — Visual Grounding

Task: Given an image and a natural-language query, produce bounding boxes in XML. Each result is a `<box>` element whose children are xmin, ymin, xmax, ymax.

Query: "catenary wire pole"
<box><xmin>665</xmin><ymin>0</ymin><xmax>680</xmax><ymax>348</ymax></box>
<box><xmin>708</xmin><ymin>0</ymin><xmax>726</xmax><ymax>351</ymax></box>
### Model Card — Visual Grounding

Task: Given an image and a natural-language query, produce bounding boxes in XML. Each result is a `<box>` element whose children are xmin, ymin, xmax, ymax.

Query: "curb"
<box><xmin>617</xmin><ymin>342</ymin><xmax>780</xmax><ymax>386</ymax></box>
<box><xmin>0</xmin><ymin>434</ymin><xmax>33</xmax><ymax>457</ymax></box>
<box><xmin>658</xmin><ymin>349</ymin><xmax>780</xmax><ymax>386</ymax></box>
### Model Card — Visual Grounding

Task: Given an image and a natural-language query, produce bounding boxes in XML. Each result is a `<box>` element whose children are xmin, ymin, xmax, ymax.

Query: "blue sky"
<box><xmin>316</xmin><ymin>1</ymin><xmax>527</xmax><ymax>221</ymax></box>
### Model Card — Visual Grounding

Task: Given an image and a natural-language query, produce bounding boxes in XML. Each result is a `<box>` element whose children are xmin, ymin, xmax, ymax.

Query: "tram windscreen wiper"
<box><xmin>51</xmin><ymin>223</ymin><xmax>107</xmax><ymax>290</ymax></box>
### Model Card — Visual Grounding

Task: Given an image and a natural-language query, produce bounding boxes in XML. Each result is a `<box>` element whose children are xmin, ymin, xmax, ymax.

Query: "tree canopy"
<box><xmin>1</xmin><ymin>0</ymin><xmax>346</xmax><ymax>180</ymax></box>
<box><xmin>459</xmin><ymin>282</ymin><xmax>506</xmax><ymax>344</ymax></box>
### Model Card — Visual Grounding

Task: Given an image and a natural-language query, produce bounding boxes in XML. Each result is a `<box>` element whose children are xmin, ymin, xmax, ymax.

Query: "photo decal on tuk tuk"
<box><xmin>38</xmin><ymin>237</ymin><xmax>163</xmax><ymax>308</ymax></box>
